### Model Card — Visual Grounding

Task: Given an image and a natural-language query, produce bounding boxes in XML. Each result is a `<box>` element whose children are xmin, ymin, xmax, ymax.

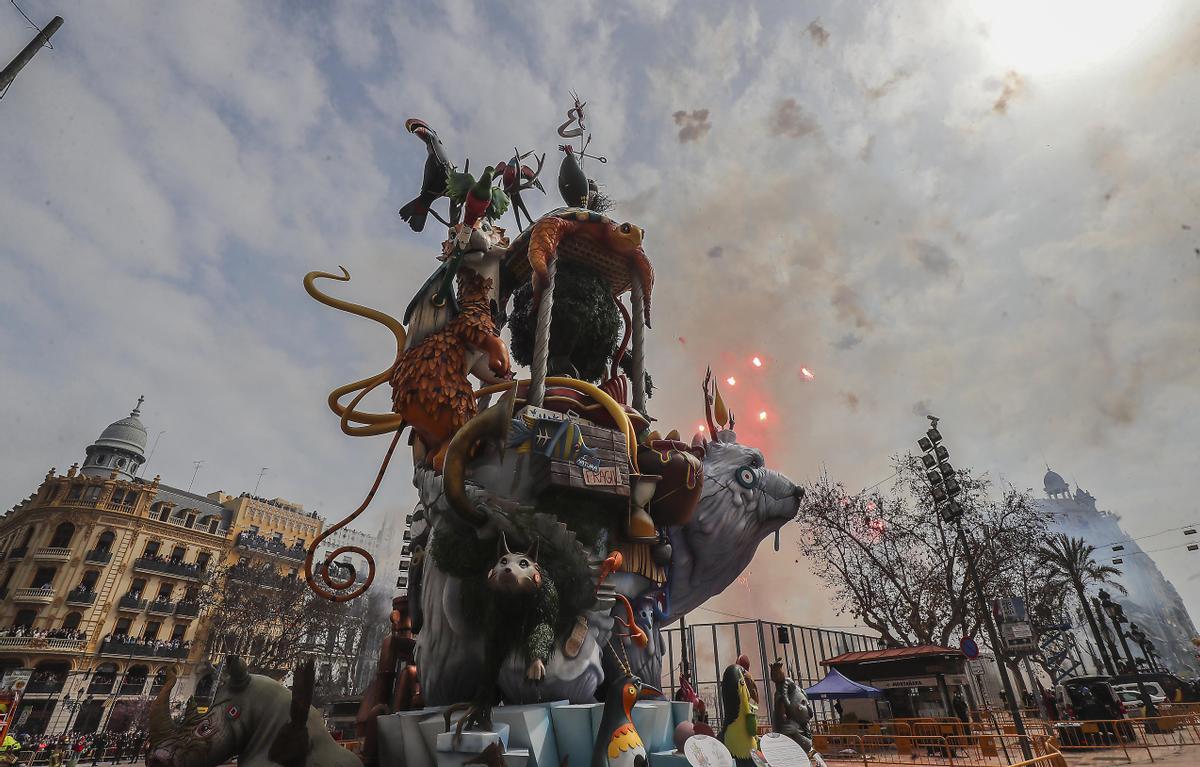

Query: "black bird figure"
<box><xmin>558</xmin><ymin>144</ymin><xmax>591</xmax><ymax>209</ymax></box>
<box><xmin>399</xmin><ymin>118</ymin><xmax>454</xmax><ymax>232</ymax></box>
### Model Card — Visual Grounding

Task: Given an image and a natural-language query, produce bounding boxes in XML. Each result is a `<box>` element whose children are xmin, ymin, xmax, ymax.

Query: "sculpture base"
<box><xmin>377</xmin><ymin>699</ymin><xmax>693</xmax><ymax>767</ymax></box>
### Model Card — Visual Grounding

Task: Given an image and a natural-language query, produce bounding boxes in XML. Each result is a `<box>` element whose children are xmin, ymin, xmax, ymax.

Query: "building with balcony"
<box><xmin>0</xmin><ymin>399</ymin><xmax>234</xmax><ymax>735</ymax></box>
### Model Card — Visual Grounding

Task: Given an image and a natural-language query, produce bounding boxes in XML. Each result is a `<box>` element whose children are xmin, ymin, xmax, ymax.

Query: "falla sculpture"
<box><xmin>146</xmin><ymin>658</ymin><xmax>361</xmax><ymax>767</ymax></box>
<box><xmin>301</xmin><ymin>96</ymin><xmax>804</xmax><ymax>752</ymax></box>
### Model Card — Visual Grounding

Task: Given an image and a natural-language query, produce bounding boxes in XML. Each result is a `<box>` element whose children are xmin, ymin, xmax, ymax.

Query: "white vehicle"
<box><xmin>1117</xmin><ymin>690</ymin><xmax>1147</xmax><ymax>717</ymax></box>
<box><xmin>1112</xmin><ymin>683</ymin><xmax>1168</xmax><ymax>705</ymax></box>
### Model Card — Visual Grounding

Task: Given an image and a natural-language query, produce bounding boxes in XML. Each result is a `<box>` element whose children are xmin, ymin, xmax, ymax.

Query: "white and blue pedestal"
<box><xmin>379</xmin><ymin>701</ymin><xmax>693</xmax><ymax>767</ymax></box>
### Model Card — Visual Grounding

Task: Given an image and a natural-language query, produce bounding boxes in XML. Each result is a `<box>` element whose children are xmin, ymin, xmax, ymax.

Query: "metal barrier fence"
<box><xmin>659</xmin><ymin>619</ymin><xmax>878</xmax><ymax>728</ymax></box>
<box><xmin>809</xmin><ymin>732</ymin><xmax>1065</xmax><ymax>767</ymax></box>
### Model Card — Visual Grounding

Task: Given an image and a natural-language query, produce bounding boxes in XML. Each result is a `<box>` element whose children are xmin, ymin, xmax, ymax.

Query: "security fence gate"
<box><xmin>658</xmin><ymin>619</ymin><xmax>878</xmax><ymax>728</ymax></box>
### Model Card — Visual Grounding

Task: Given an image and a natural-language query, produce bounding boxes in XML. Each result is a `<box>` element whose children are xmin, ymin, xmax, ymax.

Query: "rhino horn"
<box><xmin>227</xmin><ymin>655</ymin><xmax>252</xmax><ymax>691</ymax></box>
<box><xmin>148</xmin><ymin>669</ymin><xmax>179</xmax><ymax>744</ymax></box>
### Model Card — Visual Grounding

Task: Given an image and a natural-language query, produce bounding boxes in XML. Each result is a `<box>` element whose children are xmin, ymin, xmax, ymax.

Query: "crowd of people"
<box><xmin>234</xmin><ymin>531</ymin><xmax>306</xmax><ymax>556</ymax></box>
<box><xmin>100</xmin><ymin>633</ymin><xmax>189</xmax><ymax>652</ymax></box>
<box><xmin>134</xmin><ymin>552</ymin><xmax>204</xmax><ymax>576</ymax></box>
<box><xmin>0</xmin><ymin>731</ymin><xmax>148</xmax><ymax>766</ymax></box>
<box><xmin>0</xmin><ymin>627</ymin><xmax>87</xmax><ymax>642</ymax></box>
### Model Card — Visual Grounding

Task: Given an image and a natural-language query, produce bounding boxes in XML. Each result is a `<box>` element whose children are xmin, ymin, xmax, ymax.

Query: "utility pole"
<box><xmin>0</xmin><ymin>15</ymin><xmax>63</xmax><ymax>96</ymax></box>
<box><xmin>254</xmin><ymin>467</ymin><xmax>269</xmax><ymax>495</ymax></box>
<box><xmin>188</xmin><ymin>460</ymin><xmax>205</xmax><ymax>492</ymax></box>
<box><xmin>916</xmin><ymin>419</ymin><xmax>1032</xmax><ymax>761</ymax></box>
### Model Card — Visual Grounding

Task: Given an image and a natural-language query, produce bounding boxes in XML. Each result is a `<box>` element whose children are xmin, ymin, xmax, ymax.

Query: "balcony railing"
<box><xmin>33</xmin><ymin>546</ymin><xmax>72</xmax><ymax>562</ymax></box>
<box><xmin>118</xmin><ymin>595</ymin><xmax>147</xmax><ymax>612</ymax></box>
<box><xmin>88</xmin><ymin>678</ymin><xmax>116</xmax><ymax>695</ymax></box>
<box><xmin>99</xmin><ymin>639</ymin><xmax>192</xmax><ymax>660</ymax></box>
<box><xmin>84</xmin><ymin>549</ymin><xmax>113</xmax><ymax>565</ymax></box>
<box><xmin>175</xmin><ymin>601</ymin><xmax>200</xmax><ymax>618</ymax></box>
<box><xmin>13</xmin><ymin>587</ymin><xmax>55</xmax><ymax>604</ymax></box>
<box><xmin>147</xmin><ymin>600</ymin><xmax>175</xmax><ymax>615</ymax></box>
<box><xmin>9</xmin><ymin>546</ymin><xmax>27</xmax><ymax>559</ymax></box>
<box><xmin>132</xmin><ymin>557</ymin><xmax>205</xmax><ymax>580</ymax></box>
<box><xmin>234</xmin><ymin>533</ymin><xmax>307</xmax><ymax>562</ymax></box>
<box><xmin>24</xmin><ymin>678</ymin><xmax>65</xmax><ymax>694</ymax></box>
<box><xmin>118</xmin><ymin>680</ymin><xmax>147</xmax><ymax>696</ymax></box>
<box><xmin>66</xmin><ymin>588</ymin><xmax>97</xmax><ymax>606</ymax></box>
<box><xmin>0</xmin><ymin>636</ymin><xmax>85</xmax><ymax>652</ymax></box>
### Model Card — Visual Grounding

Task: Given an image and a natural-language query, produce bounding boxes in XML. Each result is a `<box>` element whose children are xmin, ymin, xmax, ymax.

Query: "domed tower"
<box><xmin>80</xmin><ymin>396</ymin><xmax>149</xmax><ymax>480</ymax></box>
<box><xmin>1043</xmin><ymin>468</ymin><xmax>1070</xmax><ymax>499</ymax></box>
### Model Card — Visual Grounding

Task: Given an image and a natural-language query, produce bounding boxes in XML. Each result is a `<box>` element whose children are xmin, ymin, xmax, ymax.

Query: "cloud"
<box><xmin>807</xmin><ymin>20</ymin><xmax>830</xmax><ymax>46</ymax></box>
<box><xmin>866</xmin><ymin>69</ymin><xmax>911</xmax><ymax>100</ymax></box>
<box><xmin>911</xmin><ymin>400</ymin><xmax>935</xmax><ymax>418</ymax></box>
<box><xmin>769</xmin><ymin>98</ymin><xmax>820</xmax><ymax>139</ymax></box>
<box><xmin>831</xmin><ymin>284</ymin><xmax>870</xmax><ymax>329</ymax></box>
<box><xmin>841</xmin><ymin>391</ymin><xmax>860</xmax><ymax>411</ymax></box>
<box><xmin>707</xmin><ymin>246</ymin><xmax>724</xmax><ymax>259</ymax></box>
<box><xmin>910</xmin><ymin>239</ymin><xmax>957</xmax><ymax>277</ymax></box>
<box><xmin>833</xmin><ymin>332</ymin><xmax>863</xmax><ymax>350</ymax></box>
<box><xmin>991</xmin><ymin>70</ymin><xmax>1027</xmax><ymax>114</ymax></box>
<box><xmin>673</xmin><ymin>109</ymin><xmax>712</xmax><ymax>142</ymax></box>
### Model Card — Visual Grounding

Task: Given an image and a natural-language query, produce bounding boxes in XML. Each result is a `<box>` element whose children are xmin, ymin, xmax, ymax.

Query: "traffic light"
<box><xmin>918</xmin><ymin>422</ymin><xmax>962</xmax><ymax>522</ymax></box>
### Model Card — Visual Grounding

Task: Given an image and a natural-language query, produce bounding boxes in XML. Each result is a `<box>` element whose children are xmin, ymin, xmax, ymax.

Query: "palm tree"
<box><xmin>1038</xmin><ymin>533</ymin><xmax>1126</xmax><ymax>676</ymax></box>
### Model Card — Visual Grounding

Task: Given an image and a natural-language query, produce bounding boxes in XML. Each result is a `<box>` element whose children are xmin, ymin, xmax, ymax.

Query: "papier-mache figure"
<box><xmin>719</xmin><ymin>664</ymin><xmax>759</xmax><ymax>767</ymax></box>
<box><xmin>770</xmin><ymin>659</ymin><xmax>814</xmax><ymax>752</ymax></box>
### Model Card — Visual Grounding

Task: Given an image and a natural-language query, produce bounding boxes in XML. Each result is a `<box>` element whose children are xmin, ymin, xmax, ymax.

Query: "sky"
<box><xmin>2</xmin><ymin>0</ymin><xmax>1198</xmax><ymax>634</ymax></box>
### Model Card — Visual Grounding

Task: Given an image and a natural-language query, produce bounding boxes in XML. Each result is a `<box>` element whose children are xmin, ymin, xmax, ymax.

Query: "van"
<box><xmin>1055</xmin><ymin>676</ymin><xmax>1122</xmax><ymax>721</ymax></box>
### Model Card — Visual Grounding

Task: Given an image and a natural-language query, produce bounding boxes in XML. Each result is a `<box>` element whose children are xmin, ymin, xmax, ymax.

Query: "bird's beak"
<box><xmin>638</xmin><ymin>685</ymin><xmax>663</xmax><ymax>700</ymax></box>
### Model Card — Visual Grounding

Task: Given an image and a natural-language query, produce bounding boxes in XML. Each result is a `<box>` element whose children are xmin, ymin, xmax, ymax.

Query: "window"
<box><xmin>85</xmin><ymin>486</ymin><xmax>101</xmax><ymax>501</ymax></box>
<box><xmin>170</xmin><ymin>546</ymin><xmax>185</xmax><ymax>563</ymax></box>
<box><xmin>114</xmin><ymin>618</ymin><xmax>132</xmax><ymax>635</ymax></box>
<box><xmin>49</xmin><ymin>522</ymin><xmax>75</xmax><ymax>548</ymax></box>
<box><xmin>96</xmin><ymin>456</ymin><xmax>107</xmax><ymax>466</ymax></box>
<box><xmin>207</xmin><ymin>519</ymin><xmax>220</xmax><ymax>534</ymax></box>
<box><xmin>196</xmin><ymin>552</ymin><xmax>211</xmax><ymax>570</ymax></box>
<box><xmin>67</xmin><ymin>485</ymin><xmax>82</xmax><ymax>500</ymax></box>
<box><xmin>143</xmin><ymin>622</ymin><xmax>161</xmax><ymax>641</ymax></box>
<box><xmin>157</xmin><ymin>584</ymin><xmax>173</xmax><ymax>600</ymax></box>
<box><xmin>116</xmin><ymin>458</ymin><xmax>126</xmax><ymax>468</ymax></box>
<box><xmin>111</xmin><ymin>489</ymin><xmax>126</xmax><ymax>505</ymax></box>
<box><xmin>157</xmin><ymin>505</ymin><xmax>171</xmax><ymax>522</ymax></box>
<box><xmin>184</xmin><ymin>513</ymin><xmax>196</xmax><ymax>529</ymax></box>
<box><xmin>184</xmin><ymin>586</ymin><xmax>198</xmax><ymax>601</ymax></box>
<box><xmin>62</xmin><ymin>612</ymin><xmax>81</xmax><ymax>631</ymax></box>
<box><xmin>170</xmin><ymin>625</ymin><xmax>186</xmax><ymax>642</ymax></box>
<box><xmin>30</xmin><ymin>567</ymin><xmax>56</xmax><ymax>589</ymax></box>
<box><xmin>81</xmin><ymin>571</ymin><xmax>99</xmax><ymax>590</ymax></box>
<box><xmin>95</xmin><ymin>531</ymin><xmax>115</xmax><ymax>553</ymax></box>
<box><xmin>144</xmin><ymin>541</ymin><xmax>161</xmax><ymax>557</ymax></box>
<box><xmin>130</xmin><ymin>579</ymin><xmax>146</xmax><ymax>598</ymax></box>
<box><xmin>14</xmin><ymin>609</ymin><xmax>37</xmax><ymax>629</ymax></box>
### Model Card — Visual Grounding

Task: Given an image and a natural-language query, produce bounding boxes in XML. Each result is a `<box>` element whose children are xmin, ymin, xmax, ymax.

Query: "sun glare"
<box><xmin>971</xmin><ymin>0</ymin><xmax>1168</xmax><ymax>76</ymax></box>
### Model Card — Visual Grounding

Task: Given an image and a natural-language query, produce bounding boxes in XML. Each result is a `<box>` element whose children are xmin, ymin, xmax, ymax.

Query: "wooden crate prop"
<box><xmin>514</xmin><ymin>406</ymin><xmax>630</xmax><ymax>499</ymax></box>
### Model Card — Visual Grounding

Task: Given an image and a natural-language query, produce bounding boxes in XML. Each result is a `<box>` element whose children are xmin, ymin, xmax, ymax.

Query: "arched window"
<box><xmin>62</xmin><ymin>612</ymin><xmax>82</xmax><ymax>631</ymax></box>
<box><xmin>95</xmin><ymin>531</ymin><xmax>115</xmax><ymax>554</ymax></box>
<box><xmin>14</xmin><ymin>609</ymin><xmax>37</xmax><ymax>628</ymax></box>
<box><xmin>49</xmin><ymin>522</ymin><xmax>75</xmax><ymax>548</ymax></box>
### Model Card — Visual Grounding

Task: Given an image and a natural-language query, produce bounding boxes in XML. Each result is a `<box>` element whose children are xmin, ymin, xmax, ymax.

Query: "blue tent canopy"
<box><xmin>804</xmin><ymin>669</ymin><xmax>884</xmax><ymax>699</ymax></box>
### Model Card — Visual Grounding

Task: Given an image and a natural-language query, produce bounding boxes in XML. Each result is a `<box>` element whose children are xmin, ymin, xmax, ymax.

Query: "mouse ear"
<box><xmin>527</xmin><ymin>537</ymin><xmax>540</xmax><ymax>563</ymax></box>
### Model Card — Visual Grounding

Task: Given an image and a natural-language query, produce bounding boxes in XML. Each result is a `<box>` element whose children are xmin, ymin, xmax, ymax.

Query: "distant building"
<box><xmin>1035</xmin><ymin>468</ymin><xmax>1198</xmax><ymax>675</ymax></box>
<box><xmin>0</xmin><ymin>399</ymin><xmax>230</xmax><ymax>734</ymax></box>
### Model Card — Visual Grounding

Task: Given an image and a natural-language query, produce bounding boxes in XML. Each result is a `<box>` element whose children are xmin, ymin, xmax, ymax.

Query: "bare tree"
<box><xmin>796</xmin><ymin>455</ymin><xmax>1046</xmax><ymax>649</ymax></box>
<box><xmin>197</xmin><ymin>562</ymin><xmax>353</xmax><ymax>677</ymax></box>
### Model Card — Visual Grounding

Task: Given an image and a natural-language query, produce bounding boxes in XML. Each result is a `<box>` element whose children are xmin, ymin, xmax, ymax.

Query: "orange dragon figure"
<box><xmin>526</xmin><ymin>210</ymin><xmax>655</xmax><ymax>326</ymax></box>
<box><xmin>302</xmin><ymin>266</ymin><xmax>512</xmax><ymax>472</ymax></box>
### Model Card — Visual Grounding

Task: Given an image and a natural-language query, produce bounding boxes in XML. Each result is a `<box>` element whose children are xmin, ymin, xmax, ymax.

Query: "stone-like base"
<box><xmin>378</xmin><ymin>700</ymin><xmax>693</xmax><ymax>767</ymax></box>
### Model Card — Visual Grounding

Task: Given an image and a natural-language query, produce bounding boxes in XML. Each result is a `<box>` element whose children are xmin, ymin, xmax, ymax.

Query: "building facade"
<box><xmin>1036</xmin><ymin>469</ymin><xmax>1198</xmax><ymax>676</ymax></box>
<box><xmin>0</xmin><ymin>401</ymin><xmax>231</xmax><ymax>734</ymax></box>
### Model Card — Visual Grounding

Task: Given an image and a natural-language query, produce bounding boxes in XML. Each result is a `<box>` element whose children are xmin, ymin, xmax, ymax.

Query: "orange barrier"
<box><xmin>810</xmin><ymin>732</ymin><xmax>1063</xmax><ymax>767</ymax></box>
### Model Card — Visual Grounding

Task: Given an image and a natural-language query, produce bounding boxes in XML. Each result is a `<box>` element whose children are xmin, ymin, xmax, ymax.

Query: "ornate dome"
<box><xmin>81</xmin><ymin>396</ymin><xmax>149</xmax><ymax>480</ymax></box>
<box><xmin>1043</xmin><ymin>468</ymin><xmax>1069</xmax><ymax>496</ymax></box>
<box><xmin>95</xmin><ymin>401</ymin><xmax>149</xmax><ymax>455</ymax></box>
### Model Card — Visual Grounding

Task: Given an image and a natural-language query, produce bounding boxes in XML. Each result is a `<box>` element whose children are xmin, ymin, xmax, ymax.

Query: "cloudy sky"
<box><xmin>2</xmin><ymin>0</ymin><xmax>1198</xmax><ymax>631</ymax></box>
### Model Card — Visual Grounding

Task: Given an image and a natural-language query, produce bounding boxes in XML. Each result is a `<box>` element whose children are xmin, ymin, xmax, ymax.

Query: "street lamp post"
<box><xmin>916</xmin><ymin>419</ymin><xmax>1032</xmax><ymax>762</ymax></box>
<box><xmin>1128</xmin><ymin>625</ymin><xmax>1160</xmax><ymax>673</ymax></box>
<box><xmin>1098</xmin><ymin>589</ymin><xmax>1157</xmax><ymax>717</ymax></box>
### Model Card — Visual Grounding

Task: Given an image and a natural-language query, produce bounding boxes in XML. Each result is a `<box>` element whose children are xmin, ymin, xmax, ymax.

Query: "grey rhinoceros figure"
<box><xmin>147</xmin><ymin>657</ymin><xmax>361</xmax><ymax>767</ymax></box>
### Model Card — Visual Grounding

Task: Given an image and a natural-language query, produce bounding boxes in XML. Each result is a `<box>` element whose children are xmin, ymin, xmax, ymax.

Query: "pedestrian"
<box><xmin>68</xmin><ymin>738</ymin><xmax>84</xmax><ymax>767</ymax></box>
<box><xmin>89</xmin><ymin>733</ymin><xmax>106</xmax><ymax>766</ymax></box>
